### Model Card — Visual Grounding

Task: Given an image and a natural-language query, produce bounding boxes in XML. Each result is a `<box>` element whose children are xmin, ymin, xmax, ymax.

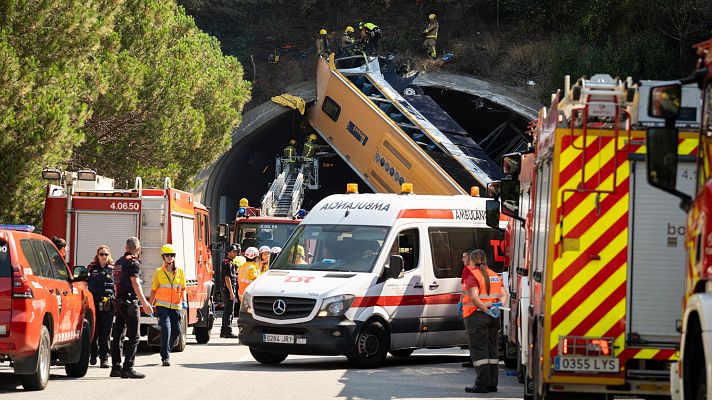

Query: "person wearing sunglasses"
<box><xmin>148</xmin><ymin>244</ymin><xmax>186</xmax><ymax>367</ymax></box>
<box><xmin>87</xmin><ymin>245</ymin><xmax>115</xmax><ymax>368</ymax></box>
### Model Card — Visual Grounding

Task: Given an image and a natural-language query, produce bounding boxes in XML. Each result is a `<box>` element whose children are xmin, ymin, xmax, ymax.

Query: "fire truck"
<box><xmin>495</xmin><ymin>74</ymin><xmax>701</xmax><ymax>398</ymax></box>
<box><xmin>41</xmin><ymin>171</ymin><xmax>215</xmax><ymax>348</ymax></box>
<box><xmin>645</xmin><ymin>39</ymin><xmax>712</xmax><ymax>400</ymax></box>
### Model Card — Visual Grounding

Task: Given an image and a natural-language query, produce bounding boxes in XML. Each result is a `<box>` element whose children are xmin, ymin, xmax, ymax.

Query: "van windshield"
<box><xmin>271</xmin><ymin>225</ymin><xmax>390</xmax><ymax>273</ymax></box>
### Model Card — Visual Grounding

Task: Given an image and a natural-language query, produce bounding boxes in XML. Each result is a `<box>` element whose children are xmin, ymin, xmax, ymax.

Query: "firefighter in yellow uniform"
<box><xmin>316</xmin><ymin>29</ymin><xmax>330</xmax><ymax>57</ymax></box>
<box><xmin>148</xmin><ymin>244</ymin><xmax>186</xmax><ymax>367</ymax></box>
<box><xmin>283</xmin><ymin>139</ymin><xmax>297</xmax><ymax>164</ymax></box>
<box><xmin>237</xmin><ymin>246</ymin><xmax>261</xmax><ymax>302</ymax></box>
<box><xmin>422</xmin><ymin>14</ymin><xmax>439</xmax><ymax>59</ymax></box>
<box><xmin>302</xmin><ymin>134</ymin><xmax>318</xmax><ymax>161</ymax></box>
<box><xmin>461</xmin><ymin>249</ymin><xmax>508</xmax><ymax>393</ymax></box>
<box><xmin>341</xmin><ymin>26</ymin><xmax>356</xmax><ymax>54</ymax></box>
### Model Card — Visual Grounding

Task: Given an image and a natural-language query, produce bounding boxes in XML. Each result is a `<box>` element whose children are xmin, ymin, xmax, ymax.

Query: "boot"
<box><xmin>121</xmin><ymin>368</ymin><xmax>146</xmax><ymax>379</ymax></box>
<box><xmin>90</xmin><ymin>356</ymin><xmax>97</xmax><ymax>366</ymax></box>
<box><xmin>100</xmin><ymin>359</ymin><xmax>110</xmax><ymax>369</ymax></box>
<box><xmin>109</xmin><ymin>366</ymin><xmax>122</xmax><ymax>377</ymax></box>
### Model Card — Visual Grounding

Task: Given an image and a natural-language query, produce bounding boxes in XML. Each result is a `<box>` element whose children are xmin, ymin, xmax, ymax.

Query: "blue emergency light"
<box><xmin>238</xmin><ymin>207</ymin><xmax>246</xmax><ymax>217</ymax></box>
<box><xmin>294</xmin><ymin>209</ymin><xmax>307</xmax><ymax>219</ymax></box>
<box><xmin>0</xmin><ymin>224</ymin><xmax>36</xmax><ymax>232</ymax></box>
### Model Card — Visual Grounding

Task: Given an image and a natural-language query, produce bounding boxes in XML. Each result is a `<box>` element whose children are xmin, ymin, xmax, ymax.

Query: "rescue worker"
<box><xmin>358</xmin><ymin>21</ymin><xmax>381</xmax><ymax>53</ymax></box>
<box><xmin>237</xmin><ymin>247</ymin><xmax>260</xmax><ymax>301</ymax></box>
<box><xmin>111</xmin><ymin>237</ymin><xmax>153</xmax><ymax>379</ymax></box>
<box><xmin>148</xmin><ymin>244</ymin><xmax>187</xmax><ymax>367</ymax></box>
<box><xmin>422</xmin><ymin>14</ymin><xmax>439</xmax><ymax>59</ymax></box>
<box><xmin>459</xmin><ymin>248</ymin><xmax>475</xmax><ymax>368</ymax></box>
<box><xmin>87</xmin><ymin>245</ymin><xmax>115</xmax><ymax>369</ymax></box>
<box><xmin>301</xmin><ymin>133</ymin><xmax>318</xmax><ymax>160</ymax></box>
<box><xmin>283</xmin><ymin>139</ymin><xmax>297</xmax><ymax>164</ymax></box>
<box><xmin>292</xmin><ymin>245</ymin><xmax>307</xmax><ymax>265</ymax></box>
<box><xmin>462</xmin><ymin>249</ymin><xmax>508</xmax><ymax>393</ymax></box>
<box><xmin>316</xmin><ymin>28</ymin><xmax>330</xmax><ymax>57</ymax></box>
<box><xmin>220</xmin><ymin>244</ymin><xmax>240</xmax><ymax>339</ymax></box>
<box><xmin>258</xmin><ymin>245</ymin><xmax>271</xmax><ymax>274</ymax></box>
<box><xmin>340</xmin><ymin>26</ymin><xmax>356</xmax><ymax>52</ymax></box>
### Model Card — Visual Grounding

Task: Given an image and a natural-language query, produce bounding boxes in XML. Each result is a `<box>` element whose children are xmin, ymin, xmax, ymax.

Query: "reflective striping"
<box><xmin>473</xmin><ymin>358</ymin><xmax>499</xmax><ymax>367</ymax></box>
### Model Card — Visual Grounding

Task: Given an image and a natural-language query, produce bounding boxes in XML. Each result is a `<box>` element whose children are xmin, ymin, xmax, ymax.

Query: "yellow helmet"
<box><xmin>239</xmin><ymin>197</ymin><xmax>249</xmax><ymax>207</ymax></box>
<box><xmin>429</xmin><ymin>14</ymin><xmax>436</xmax><ymax>21</ymax></box>
<box><xmin>161</xmin><ymin>244</ymin><xmax>177</xmax><ymax>255</ymax></box>
<box><xmin>345</xmin><ymin>26</ymin><xmax>354</xmax><ymax>34</ymax></box>
<box><xmin>308</xmin><ymin>133</ymin><xmax>317</xmax><ymax>141</ymax></box>
<box><xmin>319</xmin><ymin>29</ymin><xmax>327</xmax><ymax>35</ymax></box>
<box><xmin>289</xmin><ymin>139</ymin><xmax>296</xmax><ymax>145</ymax></box>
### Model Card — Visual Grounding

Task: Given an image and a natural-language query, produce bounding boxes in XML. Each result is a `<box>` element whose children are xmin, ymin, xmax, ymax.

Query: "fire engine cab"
<box><xmin>238</xmin><ymin>183</ymin><xmax>505</xmax><ymax>367</ymax></box>
<box><xmin>41</xmin><ymin>171</ymin><xmax>214</xmax><ymax>348</ymax></box>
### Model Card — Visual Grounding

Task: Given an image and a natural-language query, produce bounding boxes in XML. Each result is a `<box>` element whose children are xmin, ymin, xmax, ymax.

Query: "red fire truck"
<box><xmin>41</xmin><ymin>171</ymin><xmax>214</xmax><ymax>348</ymax></box>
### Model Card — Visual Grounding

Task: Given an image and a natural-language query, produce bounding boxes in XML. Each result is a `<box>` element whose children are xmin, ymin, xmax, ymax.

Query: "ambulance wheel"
<box><xmin>346</xmin><ymin>321</ymin><xmax>389</xmax><ymax>368</ymax></box>
<box><xmin>389</xmin><ymin>349</ymin><xmax>414</xmax><ymax>358</ymax></box>
<box><xmin>19</xmin><ymin>325</ymin><xmax>51</xmax><ymax>390</ymax></box>
<box><xmin>172</xmin><ymin>310</ymin><xmax>188</xmax><ymax>352</ymax></box>
<box><xmin>250</xmin><ymin>348</ymin><xmax>287</xmax><ymax>364</ymax></box>
<box><xmin>65</xmin><ymin>319</ymin><xmax>91</xmax><ymax>377</ymax></box>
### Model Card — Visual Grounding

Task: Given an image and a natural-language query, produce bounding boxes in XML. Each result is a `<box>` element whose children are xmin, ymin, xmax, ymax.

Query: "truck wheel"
<box><xmin>346</xmin><ymin>321</ymin><xmax>389</xmax><ymax>368</ymax></box>
<box><xmin>696</xmin><ymin>369</ymin><xmax>707</xmax><ymax>400</ymax></box>
<box><xmin>19</xmin><ymin>325</ymin><xmax>51</xmax><ymax>390</ymax></box>
<box><xmin>389</xmin><ymin>349</ymin><xmax>414</xmax><ymax>358</ymax></box>
<box><xmin>172</xmin><ymin>310</ymin><xmax>188</xmax><ymax>352</ymax></box>
<box><xmin>195</xmin><ymin>299</ymin><xmax>213</xmax><ymax>344</ymax></box>
<box><xmin>249</xmin><ymin>347</ymin><xmax>288</xmax><ymax>364</ymax></box>
<box><xmin>65</xmin><ymin>320</ymin><xmax>91</xmax><ymax>377</ymax></box>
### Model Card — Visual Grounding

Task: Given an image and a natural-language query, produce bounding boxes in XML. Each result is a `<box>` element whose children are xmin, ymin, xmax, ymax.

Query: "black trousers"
<box><xmin>464</xmin><ymin>311</ymin><xmax>500</xmax><ymax>388</ymax></box>
<box><xmin>91</xmin><ymin>309</ymin><xmax>113</xmax><ymax>361</ymax></box>
<box><xmin>221</xmin><ymin>288</ymin><xmax>234</xmax><ymax>334</ymax></box>
<box><xmin>111</xmin><ymin>300</ymin><xmax>140</xmax><ymax>370</ymax></box>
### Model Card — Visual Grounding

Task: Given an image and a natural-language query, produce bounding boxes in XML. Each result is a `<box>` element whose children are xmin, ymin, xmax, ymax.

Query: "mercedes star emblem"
<box><xmin>273</xmin><ymin>299</ymin><xmax>287</xmax><ymax>316</ymax></box>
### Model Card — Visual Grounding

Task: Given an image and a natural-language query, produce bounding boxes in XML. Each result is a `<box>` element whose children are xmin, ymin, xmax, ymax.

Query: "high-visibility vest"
<box><xmin>424</xmin><ymin>21</ymin><xmax>439</xmax><ymax>39</ymax></box>
<box><xmin>363</xmin><ymin>22</ymin><xmax>378</xmax><ymax>32</ymax></box>
<box><xmin>462</xmin><ymin>265</ymin><xmax>502</xmax><ymax>318</ymax></box>
<box><xmin>237</xmin><ymin>261</ymin><xmax>260</xmax><ymax>300</ymax></box>
<box><xmin>152</xmin><ymin>266</ymin><xmax>186</xmax><ymax>310</ymax></box>
<box><xmin>302</xmin><ymin>141</ymin><xmax>315</xmax><ymax>159</ymax></box>
<box><xmin>283</xmin><ymin>145</ymin><xmax>295</xmax><ymax>162</ymax></box>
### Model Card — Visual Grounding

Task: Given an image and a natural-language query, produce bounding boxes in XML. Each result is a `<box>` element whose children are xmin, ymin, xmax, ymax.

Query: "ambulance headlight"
<box><xmin>318</xmin><ymin>295</ymin><xmax>355</xmax><ymax>317</ymax></box>
<box><xmin>240</xmin><ymin>292</ymin><xmax>252</xmax><ymax>314</ymax></box>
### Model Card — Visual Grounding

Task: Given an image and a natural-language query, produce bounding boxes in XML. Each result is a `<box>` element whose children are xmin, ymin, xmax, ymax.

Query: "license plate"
<box><xmin>554</xmin><ymin>356</ymin><xmax>619</xmax><ymax>373</ymax></box>
<box><xmin>262</xmin><ymin>334</ymin><xmax>294</xmax><ymax>344</ymax></box>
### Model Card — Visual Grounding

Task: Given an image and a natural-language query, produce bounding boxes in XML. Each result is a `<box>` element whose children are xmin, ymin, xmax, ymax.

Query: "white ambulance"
<box><xmin>237</xmin><ymin>184</ymin><xmax>506</xmax><ymax>367</ymax></box>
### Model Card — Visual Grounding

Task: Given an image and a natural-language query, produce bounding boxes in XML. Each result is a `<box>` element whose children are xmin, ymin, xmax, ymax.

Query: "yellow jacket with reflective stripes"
<box><xmin>424</xmin><ymin>21</ymin><xmax>439</xmax><ymax>39</ymax></box>
<box><xmin>151</xmin><ymin>266</ymin><xmax>186</xmax><ymax>310</ymax></box>
<box><xmin>237</xmin><ymin>261</ymin><xmax>260</xmax><ymax>300</ymax></box>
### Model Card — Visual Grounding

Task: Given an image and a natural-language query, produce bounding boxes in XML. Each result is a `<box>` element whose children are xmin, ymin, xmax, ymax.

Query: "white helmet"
<box><xmin>270</xmin><ymin>246</ymin><xmax>282</xmax><ymax>254</ymax></box>
<box><xmin>244</xmin><ymin>247</ymin><xmax>259</xmax><ymax>259</ymax></box>
<box><xmin>259</xmin><ymin>245</ymin><xmax>271</xmax><ymax>254</ymax></box>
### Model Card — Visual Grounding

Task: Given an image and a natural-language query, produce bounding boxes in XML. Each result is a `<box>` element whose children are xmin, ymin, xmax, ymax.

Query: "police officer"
<box><xmin>220</xmin><ymin>244</ymin><xmax>240</xmax><ymax>339</ymax></box>
<box><xmin>88</xmin><ymin>245</ymin><xmax>115</xmax><ymax>369</ymax></box>
<box><xmin>110</xmin><ymin>237</ymin><xmax>153</xmax><ymax>379</ymax></box>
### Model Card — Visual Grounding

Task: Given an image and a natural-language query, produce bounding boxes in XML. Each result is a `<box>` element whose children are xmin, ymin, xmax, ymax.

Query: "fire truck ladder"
<box><xmin>260</xmin><ymin>159</ymin><xmax>307</xmax><ymax>217</ymax></box>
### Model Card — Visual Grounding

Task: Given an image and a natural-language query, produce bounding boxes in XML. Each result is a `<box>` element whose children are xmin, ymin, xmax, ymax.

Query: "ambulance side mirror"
<box><xmin>648</xmin><ymin>84</ymin><xmax>681</xmax><ymax>119</ymax></box>
<box><xmin>73</xmin><ymin>266</ymin><xmax>88</xmax><ymax>282</ymax></box>
<box><xmin>217</xmin><ymin>224</ymin><xmax>229</xmax><ymax>243</ymax></box>
<box><xmin>485</xmin><ymin>200</ymin><xmax>501</xmax><ymax>230</ymax></box>
<box><xmin>386</xmin><ymin>255</ymin><xmax>404</xmax><ymax>280</ymax></box>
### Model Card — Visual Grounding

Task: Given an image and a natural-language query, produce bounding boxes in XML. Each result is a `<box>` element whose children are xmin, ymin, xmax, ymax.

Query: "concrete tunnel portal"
<box><xmin>195</xmin><ymin>73</ymin><xmax>541</xmax><ymax>229</ymax></box>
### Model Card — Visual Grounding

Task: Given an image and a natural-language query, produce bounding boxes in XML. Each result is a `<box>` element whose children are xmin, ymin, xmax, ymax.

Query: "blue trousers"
<box><xmin>156</xmin><ymin>306</ymin><xmax>182</xmax><ymax>361</ymax></box>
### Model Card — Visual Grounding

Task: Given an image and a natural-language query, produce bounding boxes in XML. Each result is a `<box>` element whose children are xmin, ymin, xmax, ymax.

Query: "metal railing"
<box><xmin>260</xmin><ymin>169</ymin><xmax>287</xmax><ymax>216</ymax></box>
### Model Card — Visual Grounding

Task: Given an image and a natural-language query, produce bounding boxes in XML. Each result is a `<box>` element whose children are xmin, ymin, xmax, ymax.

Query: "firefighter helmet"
<box><xmin>429</xmin><ymin>14</ymin><xmax>436</xmax><ymax>21</ymax></box>
<box><xmin>308</xmin><ymin>133</ymin><xmax>317</xmax><ymax>141</ymax></box>
<box><xmin>319</xmin><ymin>29</ymin><xmax>327</xmax><ymax>35</ymax></box>
<box><xmin>161</xmin><ymin>244</ymin><xmax>177</xmax><ymax>255</ymax></box>
<box><xmin>345</xmin><ymin>26</ymin><xmax>354</xmax><ymax>34</ymax></box>
<box><xmin>259</xmin><ymin>245</ymin><xmax>271</xmax><ymax>254</ymax></box>
<box><xmin>244</xmin><ymin>247</ymin><xmax>259</xmax><ymax>260</ymax></box>
<box><xmin>239</xmin><ymin>198</ymin><xmax>249</xmax><ymax>207</ymax></box>
<box><xmin>289</xmin><ymin>139</ymin><xmax>296</xmax><ymax>145</ymax></box>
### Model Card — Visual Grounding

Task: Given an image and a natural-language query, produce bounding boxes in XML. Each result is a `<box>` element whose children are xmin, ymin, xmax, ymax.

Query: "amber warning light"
<box><xmin>561</xmin><ymin>337</ymin><xmax>611</xmax><ymax>356</ymax></box>
<box><xmin>346</xmin><ymin>183</ymin><xmax>358</xmax><ymax>194</ymax></box>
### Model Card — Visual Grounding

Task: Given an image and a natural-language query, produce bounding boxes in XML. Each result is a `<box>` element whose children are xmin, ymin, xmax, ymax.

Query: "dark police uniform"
<box><xmin>88</xmin><ymin>262</ymin><xmax>114</xmax><ymax>365</ymax></box>
<box><xmin>111</xmin><ymin>252</ymin><xmax>141</xmax><ymax>373</ymax></box>
<box><xmin>220</xmin><ymin>257</ymin><xmax>237</xmax><ymax>337</ymax></box>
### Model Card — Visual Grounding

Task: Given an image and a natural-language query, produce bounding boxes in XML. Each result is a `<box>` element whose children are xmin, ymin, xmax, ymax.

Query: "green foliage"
<box><xmin>0</xmin><ymin>0</ymin><xmax>251</xmax><ymax>225</ymax></box>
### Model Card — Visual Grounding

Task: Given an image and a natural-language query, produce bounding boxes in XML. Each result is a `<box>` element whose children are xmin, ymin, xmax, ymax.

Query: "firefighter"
<box><xmin>237</xmin><ymin>247</ymin><xmax>260</xmax><ymax>301</ymax></box>
<box><xmin>87</xmin><ymin>245</ymin><xmax>115</xmax><ymax>369</ymax></box>
<box><xmin>358</xmin><ymin>21</ymin><xmax>382</xmax><ymax>53</ymax></box>
<box><xmin>341</xmin><ymin>26</ymin><xmax>357</xmax><ymax>53</ymax></box>
<box><xmin>148</xmin><ymin>244</ymin><xmax>187</xmax><ymax>367</ymax></box>
<box><xmin>283</xmin><ymin>139</ymin><xmax>297</xmax><ymax>164</ymax></box>
<box><xmin>422</xmin><ymin>14</ymin><xmax>439</xmax><ymax>59</ymax></box>
<box><xmin>258</xmin><ymin>245</ymin><xmax>271</xmax><ymax>274</ymax></box>
<box><xmin>111</xmin><ymin>237</ymin><xmax>153</xmax><ymax>379</ymax></box>
<box><xmin>462</xmin><ymin>249</ymin><xmax>508</xmax><ymax>393</ymax></box>
<box><xmin>316</xmin><ymin>29</ymin><xmax>330</xmax><ymax>57</ymax></box>
<box><xmin>220</xmin><ymin>244</ymin><xmax>240</xmax><ymax>339</ymax></box>
<box><xmin>302</xmin><ymin>133</ymin><xmax>318</xmax><ymax>160</ymax></box>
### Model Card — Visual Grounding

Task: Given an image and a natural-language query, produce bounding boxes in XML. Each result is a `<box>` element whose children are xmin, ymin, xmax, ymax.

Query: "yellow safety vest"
<box><xmin>237</xmin><ymin>261</ymin><xmax>260</xmax><ymax>300</ymax></box>
<box><xmin>152</xmin><ymin>266</ymin><xmax>186</xmax><ymax>310</ymax></box>
<box><xmin>302</xmin><ymin>141</ymin><xmax>315</xmax><ymax>159</ymax></box>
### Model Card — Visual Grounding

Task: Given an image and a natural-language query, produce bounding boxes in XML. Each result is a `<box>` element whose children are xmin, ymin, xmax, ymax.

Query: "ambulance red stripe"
<box><xmin>352</xmin><ymin>293</ymin><xmax>460</xmax><ymax>308</ymax></box>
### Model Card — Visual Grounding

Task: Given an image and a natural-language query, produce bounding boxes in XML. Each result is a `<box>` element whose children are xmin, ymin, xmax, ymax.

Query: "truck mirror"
<box><xmin>500</xmin><ymin>179</ymin><xmax>520</xmax><ymax>217</ymax></box>
<box><xmin>217</xmin><ymin>223</ymin><xmax>229</xmax><ymax>242</ymax></box>
<box><xmin>72</xmin><ymin>266</ymin><xmax>88</xmax><ymax>282</ymax></box>
<box><xmin>646</xmin><ymin>128</ymin><xmax>678</xmax><ymax>192</ymax></box>
<box><xmin>387</xmin><ymin>255</ymin><xmax>404</xmax><ymax>279</ymax></box>
<box><xmin>485</xmin><ymin>200</ymin><xmax>501</xmax><ymax>229</ymax></box>
<box><xmin>648</xmin><ymin>84</ymin><xmax>681</xmax><ymax>119</ymax></box>
<box><xmin>502</xmin><ymin>153</ymin><xmax>522</xmax><ymax>177</ymax></box>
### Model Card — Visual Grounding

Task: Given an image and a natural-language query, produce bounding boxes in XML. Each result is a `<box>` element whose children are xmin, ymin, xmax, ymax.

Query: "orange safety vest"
<box><xmin>237</xmin><ymin>261</ymin><xmax>260</xmax><ymax>300</ymax></box>
<box><xmin>462</xmin><ymin>265</ymin><xmax>502</xmax><ymax>318</ymax></box>
<box><xmin>152</xmin><ymin>266</ymin><xmax>186</xmax><ymax>310</ymax></box>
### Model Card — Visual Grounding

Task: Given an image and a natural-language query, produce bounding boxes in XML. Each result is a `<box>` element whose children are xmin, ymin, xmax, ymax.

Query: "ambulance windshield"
<box><xmin>271</xmin><ymin>224</ymin><xmax>390</xmax><ymax>273</ymax></box>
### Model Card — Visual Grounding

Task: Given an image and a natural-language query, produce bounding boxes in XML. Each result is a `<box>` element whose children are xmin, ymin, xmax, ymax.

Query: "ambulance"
<box><xmin>237</xmin><ymin>183</ymin><xmax>506</xmax><ymax>367</ymax></box>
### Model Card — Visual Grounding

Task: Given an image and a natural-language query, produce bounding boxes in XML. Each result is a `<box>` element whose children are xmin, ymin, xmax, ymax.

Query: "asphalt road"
<box><xmin>0</xmin><ymin>318</ymin><xmax>526</xmax><ymax>400</ymax></box>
